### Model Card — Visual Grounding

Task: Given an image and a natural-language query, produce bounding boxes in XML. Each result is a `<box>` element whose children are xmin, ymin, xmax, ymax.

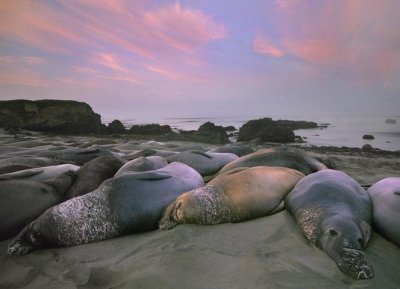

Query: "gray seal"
<box><xmin>114</xmin><ymin>156</ymin><xmax>168</xmax><ymax>177</ymax></box>
<box><xmin>0</xmin><ymin>164</ymin><xmax>79</xmax><ymax>181</ymax></box>
<box><xmin>166</xmin><ymin>150</ymin><xmax>238</xmax><ymax>176</ymax></box>
<box><xmin>159</xmin><ymin>166</ymin><xmax>304</xmax><ymax>229</ymax></box>
<box><xmin>8</xmin><ymin>162</ymin><xmax>203</xmax><ymax>255</ymax></box>
<box><xmin>217</xmin><ymin>147</ymin><xmax>328</xmax><ymax>175</ymax></box>
<box><xmin>0</xmin><ymin>171</ymin><xmax>75</xmax><ymax>241</ymax></box>
<box><xmin>285</xmin><ymin>169</ymin><xmax>373</xmax><ymax>279</ymax></box>
<box><xmin>368</xmin><ymin>177</ymin><xmax>400</xmax><ymax>247</ymax></box>
<box><xmin>65</xmin><ymin>155</ymin><xmax>125</xmax><ymax>200</ymax></box>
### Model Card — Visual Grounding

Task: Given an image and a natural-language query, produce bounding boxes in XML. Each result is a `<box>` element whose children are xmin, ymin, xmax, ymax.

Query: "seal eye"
<box><xmin>329</xmin><ymin>229</ymin><xmax>338</xmax><ymax>237</ymax></box>
<box><xmin>357</xmin><ymin>237</ymin><xmax>364</xmax><ymax>247</ymax></box>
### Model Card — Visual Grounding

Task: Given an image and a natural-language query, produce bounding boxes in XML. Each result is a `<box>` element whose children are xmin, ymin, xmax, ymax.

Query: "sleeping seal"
<box><xmin>166</xmin><ymin>150</ymin><xmax>238</xmax><ymax>176</ymax></box>
<box><xmin>8</xmin><ymin>162</ymin><xmax>203</xmax><ymax>255</ymax></box>
<box><xmin>159</xmin><ymin>166</ymin><xmax>304</xmax><ymax>229</ymax></box>
<box><xmin>217</xmin><ymin>147</ymin><xmax>328</xmax><ymax>176</ymax></box>
<box><xmin>368</xmin><ymin>177</ymin><xmax>400</xmax><ymax>247</ymax></box>
<box><xmin>285</xmin><ymin>169</ymin><xmax>373</xmax><ymax>279</ymax></box>
<box><xmin>114</xmin><ymin>156</ymin><xmax>168</xmax><ymax>177</ymax></box>
<box><xmin>0</xmin><ymin>164</ymin><xmax>79</xmax><ymax>181</ymax></box>
<box><xmin>64</xmin><ymin>155</ymin><xmax>125</xmax><ymax>200</ymax></box>
<box><xmin>0</xmin><ymin>171</ymin><xmax>75</xmax><ymax>241</ymax></box>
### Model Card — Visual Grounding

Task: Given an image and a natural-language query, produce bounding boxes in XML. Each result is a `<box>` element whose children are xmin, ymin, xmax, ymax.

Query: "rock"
<box><xmin>362</xmin><ymin>144</ymin><xmax>373</xmax><ymax>151</ymax></box>
<box><xmin>237</xmin><ymin>118</ymin><xmax>296</xmax><ymax>143</ymax></box>
<box><xmin>0</xmin><ymin>99</ymin><xmax>102</xmax><ymax>134</ymax></box>
<box><xmin>362</xmin><ymin>134</ymin><xmax>375</xmax><ymax>140</ymax></box>
<box><xmin>129</xmin><ymin>124</ymin><xmax>172</xmax><ymax>135</ymax></box>
<box><xmin>385</xmin><ymin>119</ymin><xmax>397</xmax><ymax>124</ymax></box>
<box><xmin>196</xmin><ymin>122</ymin><xmax>229</xmax><ymax>144</ymax></box>
<box><xmin>107</xmin><ymin>119</ymin><xmax>126</xmax><ymax>134</ymax></box>
<box><xmin>223</xmin><ymin>125</ymin><xmax>236</xmax><ymax>132</ymax></box>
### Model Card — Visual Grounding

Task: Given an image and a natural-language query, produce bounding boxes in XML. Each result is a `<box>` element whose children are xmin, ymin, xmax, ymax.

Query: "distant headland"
<box><xmin>0</xmin><ymin>99</ymin><xmax>320</xmax><ymax>145</ymax></box>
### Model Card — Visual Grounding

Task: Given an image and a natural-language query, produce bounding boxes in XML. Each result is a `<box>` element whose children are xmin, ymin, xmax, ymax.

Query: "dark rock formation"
<box><xmin>238</xmin><ymin>118</ymin><xmax>295</xmax><ymax>143</ymax></box>
<box><xmin>362</xmin><ymin>134</ymin><xmax>375</xmax><ymax>140</ymax></box>
<box><xmin>107</xmin><ymin>119</ymin><xmax>126</xmax><ymax>134</ymax></box>
<box><xmin>196</xmin><ymin>122</ymin><xmax>229</xmax><ymax>143</ymax></box>
<box><xmin>223</xmin><ymin>125</ymin><xmax>236</xmax><ymax>132</ymax></box>
<box><xmin>385</xmin><ymin>119</ymin><xmax>397</xmax><ymax>124</ymax></box>
<box><xmin>129</xmin><ymin>124</ymin><xmax>172</xmax><ymax>135</ymax></box>
<box><xmin>0</xmin><ymin>99</ymin><xmax>102</xmax><ymax>134</ymax></box>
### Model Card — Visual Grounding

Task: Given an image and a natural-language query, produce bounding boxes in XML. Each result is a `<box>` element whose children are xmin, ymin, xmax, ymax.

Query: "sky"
<box><xmin>1</xmin><ymin>0</ymin><xmax>400</xmax><ymax>121</ymax></box>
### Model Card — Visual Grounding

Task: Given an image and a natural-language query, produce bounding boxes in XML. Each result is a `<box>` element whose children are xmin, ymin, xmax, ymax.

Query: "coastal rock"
<box><xmin>196</xmin><ymin>122</ymin><xmax>229</xmax><ymax>144</ymax></box>
<box><xmin>107</xmin><ymin>119</ymin><xmax>126</xmax><ymax>134</ymax></box>
<box><xmin>0</xmin><ymin>99</ymin><xmax>102</xmax><ymax>134</ymax></box>
<box><xmin>129</xmin><ymin>124</ymin><xmax>172</xmax><ymax>135</ymax></box>
<box><xmin>362</xmin><ymin>134</ymin><xmax>375</xmax><ymax>140</ymax></box>
<box><xmin>238</xmin><ymin>118</ymin><xmax>296</xmax><ymax>143</ymax></box>
<box><xmin>385</xmin><ymin>119</ymin><xmax>397</xmax><ymax>124</ymax></box>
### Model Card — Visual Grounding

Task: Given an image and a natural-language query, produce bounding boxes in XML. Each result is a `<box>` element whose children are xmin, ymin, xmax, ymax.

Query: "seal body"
<box><xmin>285</xmin><ymin>169</ymin><xmax>373</xmax><ymax>279</ymax></box>
<box><xmin>159</xmin><ymin>166</ymin><xmax>304</xmax><ymax>229</ymax></box>
<box><xmin>166</xmin><ymin>150</ymin><xmax>238</xmax><ymax>176</ymax></box>
<box><xmin>8</xmin><ymin>162</ymin><xmax>203</xmax><ymax>255</ymax></box>
<box><xmin>114</xmin><ymin>156</ymin><xmax>168</xmax><ymax>177</ymax></box>
<box><xmin>65</xmin><ymin>155</ymin><xmax>125</xmax><ymax>200</ymax></box>
<box><xmin>0</xmin><ymin>164</ymin><xmax>79</xmax><ymax>181</ymax></box>
<box><xmin>368</xmin><ymin>177</ymin><xmax>400</xmax><ymax>247</ymax></box>
<box><xmin>208</xmin><ymin>144</ymin><xmax>254</xmax><ymax>157</ymax></box>
<box><xmin>0</xmin><ymin>171</ymin><xmax>75</xmax><ymax>241</ymax></box>
<box><xmin>217</xmin><ymin>147</ymin><xmax>327</xmax><ymax>175</ymax></box>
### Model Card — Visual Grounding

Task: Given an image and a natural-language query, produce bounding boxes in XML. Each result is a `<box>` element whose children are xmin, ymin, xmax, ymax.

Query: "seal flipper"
<box><xmin>0</xmin><ymin>169</ymin><xmax>43</xmax><ymax>180</ymax></box>
<box><xmin>7</xmin><ymin>226</ymin><xmax>34</xmax><ymax>256</ymax></box>
<box><xmin>394</xmin><ymin>191</ymin><xmax>400</xmax><ymax>196</ymax></box>
<box><xmin>159</xmin><ymin>201</ymin><xmax>180</xmax><ymax>230</ymax></box>
<box><xmin>135</xmin><ymin>172</ymin><xmax>172</xmax><ymax>181</ymax></box>
<box><xmin>190</xmin><ymin>151</ymin><xmax>212</xmax><ymax>159</ymax></box>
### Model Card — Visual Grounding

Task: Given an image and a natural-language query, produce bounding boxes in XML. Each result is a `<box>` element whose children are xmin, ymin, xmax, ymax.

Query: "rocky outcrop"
<box><xmin>107</xmin><ymin>119</ymin><xmax>126</xmax><ymax>134</ymax></box>
<box><xmin>237</xmin><ymin>117</ymin><xmax>319</xmax><ymax>143</ymax></box>
<box><xmin>129</xmin><ymin>124</ymin><xmax>172</xmax><ymax>135</ymax></box>
<box><xmin>238</xmin><ymin>118</ymin><xmax>293</xmax><ymax>143</ymax></box>
<box><xmin>362</xmin><ymin>134</ymin><xmax>375</xmax><ymax>140</ymax></box>
<box><xmin>385</xmin><ymin>119</ymin><xmax>397</xmax><ymax>124</ymax></box>
<box><xmin>0</xmin><ymin>99</ymin><xmax>103</xmax><ymax>134</ymax></box>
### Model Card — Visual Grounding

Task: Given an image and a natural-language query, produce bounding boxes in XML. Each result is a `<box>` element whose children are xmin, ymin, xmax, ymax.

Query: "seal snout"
<box><xmin>159</xmin><ymin>200</ymin><xmax>183</xmax><ymax>230</ymax></box>
<box><xmin>338</xmin><ymin>248</ymin><xmax>374</xmax><ymax>280</ymax></box>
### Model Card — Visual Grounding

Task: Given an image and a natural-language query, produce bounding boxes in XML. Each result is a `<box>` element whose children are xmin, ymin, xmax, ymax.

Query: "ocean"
<box><xmin>102</xmin><ymin>115</ymin><xmax>400</xmax><ymax>152</ymax></box>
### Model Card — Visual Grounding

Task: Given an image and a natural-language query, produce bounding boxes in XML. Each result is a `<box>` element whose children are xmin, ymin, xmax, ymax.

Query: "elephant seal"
<box><xmin>217</xmin><ymin>147</ymin><xmax>327</xmax><ymax>176</ymax></box>
<box><xmin>166</xmin><ymin>150</ymin><xmax>238</xmax><ymax>176</ymax></box>
<box><xmin>285</xmin><ymin>169</ymin><xmax>373</xmax><ymax>279</ymax></box>
<box><xmin>0</xmin><ymin>156</ymin><xmax>63</xmax><ymax>174</ymax></box>
<box><xmin>114</xmin><ymin>156</ymin><xmax>168</xmax><ymax>177</ymax></box>
<box><xmin>8</xmin><ymin>162</ymin><xmax>203</xmax><ymax>255</ymax></box>
<box><xmin>65</xmin><ymin>155</ymin><xmax>125</xmax><ymax>200</ymax></box>
<box><xmin>0</xmin><ymin>164</ymin><xmax>79</xmax><ymax>181</ymax></box>
<box><xmin>124</xmin><ymin>149</ymin><xmax>178</xmax><ymax>161</ymax></box>
<box><xmin>208</xmin><ymin>144</ymin><xmax>254</xmax><ymax>157</ymax></box>
<box><xmin>0</xmin><ymin>171</ymin><xmax>75</xmax><ymax>241</ymax></box>
<box><xmin>368</xmin><ymin>177</ymin><xmax>400</xmax><ymax>247</ymax></box>
<box><xmin>159</xmin><ymin>166</ymin><xmax>304</xmax><ymax>229</ymax></box>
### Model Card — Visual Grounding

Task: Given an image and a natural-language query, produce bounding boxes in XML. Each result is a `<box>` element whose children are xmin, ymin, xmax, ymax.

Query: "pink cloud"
<box><xmin>275</xmin><ymin>0</ymin><xmax>400</xmax><ymax>81</ymax></box>
<box><xmin>144</xmin><ymin>2</ymin><xmax>228</xmax><ymax>53</ymax></box>
<box><xmin>253</xmin><ymin>32</ymin><xmax>285</xmax><ymax>58</ymax></box>
<box><xmin>0</xmin><ymin>56</ymin><xmax>46</xmax><ymax>65</ymax></box>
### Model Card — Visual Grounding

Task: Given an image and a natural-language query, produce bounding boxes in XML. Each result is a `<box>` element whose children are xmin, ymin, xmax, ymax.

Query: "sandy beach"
<box><xmin>0</xmin><ymin>130</ymin><xmax>399</xmax><ymax>289</ymax></box>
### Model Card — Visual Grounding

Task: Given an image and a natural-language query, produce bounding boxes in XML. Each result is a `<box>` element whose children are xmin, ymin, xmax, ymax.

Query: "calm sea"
<box><xmin>103</xmin><ymin>115</ymin><xmax>400</xmax><ymax>152</ymax></box>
